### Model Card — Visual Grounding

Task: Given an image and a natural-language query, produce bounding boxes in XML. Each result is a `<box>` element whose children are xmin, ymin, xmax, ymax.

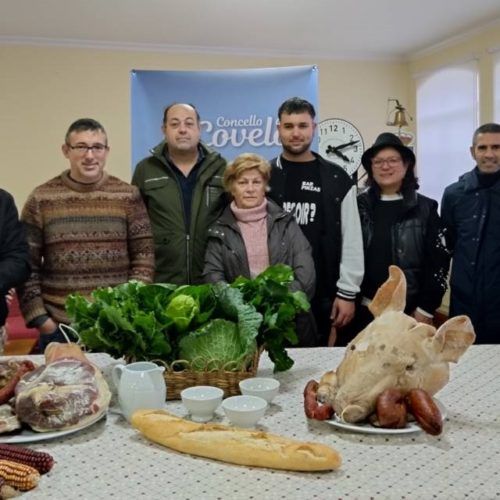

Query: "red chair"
<box><xmin>5</xmin><ymin>294</ymin><xmax>39</xmax><ymax>341</ymax></box>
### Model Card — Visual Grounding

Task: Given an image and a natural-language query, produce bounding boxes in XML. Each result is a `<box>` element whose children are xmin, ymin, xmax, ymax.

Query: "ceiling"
<box><xmin>1</xmin><ymin>0</ymin><xmax>500</xmax><ymax>60</ymax></box>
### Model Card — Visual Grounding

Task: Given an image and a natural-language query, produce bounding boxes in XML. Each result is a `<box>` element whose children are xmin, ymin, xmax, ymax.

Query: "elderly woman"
<box><xmin>203</xmin><ymin>153</ymin><xmax>316</xmax><ymax>346</ymax></box>
<box><xmin>339</xmin><ymin>133</ymin><xmax>450</xmax><ymax>344</ymax></box>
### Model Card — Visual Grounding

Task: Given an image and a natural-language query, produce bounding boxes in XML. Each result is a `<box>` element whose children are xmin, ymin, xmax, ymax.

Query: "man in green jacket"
<box><xmin>132</xmin><ymin>103</ymin><xmax>227</xmax><ymax>284</ymax></box>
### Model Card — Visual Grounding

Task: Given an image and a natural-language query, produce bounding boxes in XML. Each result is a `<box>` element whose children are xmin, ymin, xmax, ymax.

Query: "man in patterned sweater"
<box><xmin>18</xmin><ymin>118</ymin><xmax>155</xmax><ymax>351</ymax></box>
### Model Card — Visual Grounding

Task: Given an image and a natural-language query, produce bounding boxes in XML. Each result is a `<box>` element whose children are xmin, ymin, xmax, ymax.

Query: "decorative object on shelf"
<box><xmin>319</xmin><ymin>118</ymin><xmax>365</xmax><ymax>177</ymax></box>
<box><xmin>386</xmin><ymin>98</ymin><xmax>414</xmax><ymax>145</ymax></box>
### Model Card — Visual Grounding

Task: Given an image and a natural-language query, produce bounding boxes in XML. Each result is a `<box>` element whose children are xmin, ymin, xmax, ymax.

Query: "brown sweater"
<box><xmin>18</xmin><ymin>170</ymin><xmax>155</xmax><ymax>325</ymax></box>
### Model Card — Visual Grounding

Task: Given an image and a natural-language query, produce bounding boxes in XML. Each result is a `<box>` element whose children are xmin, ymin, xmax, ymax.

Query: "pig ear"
<box><xmin>433</xmin><ymin>316</ymin><xmax>476</xmax><ymax>362</ymax></box>
<box><xmin>368</xmin><ymin>266</ymin><xmax>407</xmax><ymax>317</ymax></box>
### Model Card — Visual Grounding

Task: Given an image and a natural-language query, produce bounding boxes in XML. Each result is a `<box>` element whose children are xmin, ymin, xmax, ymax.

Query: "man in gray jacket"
<box><xmin>133</xmin><ymin>103</ymin><xmax>227</xmax><ymax>285</ymax></box>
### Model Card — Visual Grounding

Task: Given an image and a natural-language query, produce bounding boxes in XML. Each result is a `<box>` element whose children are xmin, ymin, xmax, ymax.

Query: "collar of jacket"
<box><xmin>461</xmin><ymin>167</ymin><xmax>500</xmax><ymax>193</ymax></box>
<box><xmin>366</xmin><ymin>187</ymin><xmax>418</xmax><ymax>212</ymax></box>
<box><xmin>275</xmin><ymin>151</ymin><xmax>327</xmax><ymax>170</ymax></box>
<box><xmin>149</xmin><ymin>141</ymin><xmax>214</xmax><ymax>166</ymax></box>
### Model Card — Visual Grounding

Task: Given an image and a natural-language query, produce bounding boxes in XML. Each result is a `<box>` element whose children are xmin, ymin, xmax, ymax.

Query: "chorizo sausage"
<box><xmin>0</xmin><ymin>361</ymin><xmax>36</xmax><ymax>405</ymax></box>
<box><xmin>405</xmin><ymin>388</ymin><xmax>443</xmax><ymax>435</ymax></box>
<box><xmin>376</xmin><ymin>388</ymin><xmax>408</xmax><ymax>428</ymax></box>
<box><xmin>303</xmin><ymin>380</ymin><xmax>334</xmax><ymax>420</ymax></box>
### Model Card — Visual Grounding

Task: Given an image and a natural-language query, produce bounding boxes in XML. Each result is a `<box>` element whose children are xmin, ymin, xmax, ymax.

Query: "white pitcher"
<box><xmin>112</xmin><ymin>361</ymin><xmax>167</xmax><ymax>422</ymax></box>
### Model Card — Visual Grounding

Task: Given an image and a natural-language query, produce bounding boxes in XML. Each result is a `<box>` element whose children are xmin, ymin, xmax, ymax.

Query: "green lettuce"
<box><xmin>66</xmin><ymin>280</ymin><xmax>172</xmax><ymax>361</ymax></box>
<box><xmin>164</xmin><ymin>294</ymin><xmax>199</xmax><ymax>332</ymax></box>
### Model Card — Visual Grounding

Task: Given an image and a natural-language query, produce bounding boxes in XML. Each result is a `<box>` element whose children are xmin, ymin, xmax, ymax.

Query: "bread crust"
<box><xmin>132</xmin><ymin>409</ymin><xmax>341</xmax><ymax>471</ymax></box>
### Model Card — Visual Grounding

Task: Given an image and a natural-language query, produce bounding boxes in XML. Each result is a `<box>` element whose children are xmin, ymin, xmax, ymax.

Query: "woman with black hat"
<box><xmin>338</xmin><ymin>132</ymin><xmax>450</xmax><ymax>344</ymax></box>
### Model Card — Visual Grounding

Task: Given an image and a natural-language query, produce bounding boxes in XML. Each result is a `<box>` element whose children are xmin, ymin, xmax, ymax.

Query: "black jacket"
<box><xmin>0</xmin><ymin>189</ymin><xmax>31</xmax><ymax>326</ymax></box>
<box><xmin>441</xmin><ymin>168</ymin><xmax>500</xmax><ymax>341</ymax></box>
<box><xmin>268</xmin><ymin>153</ymin><xmax>357</xmax><ymax>300</ymax></box>
<box><xmin>358</xmin><ymin>189</ymin><xmax>449</xmax><ymax>315</ymax></box>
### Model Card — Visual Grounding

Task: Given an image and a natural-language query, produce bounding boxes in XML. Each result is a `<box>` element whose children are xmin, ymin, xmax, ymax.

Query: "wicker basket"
<box><xmin>156</xmin><ymin>349</ymin><xmax>261</xmax><ymax>400</ymax></box>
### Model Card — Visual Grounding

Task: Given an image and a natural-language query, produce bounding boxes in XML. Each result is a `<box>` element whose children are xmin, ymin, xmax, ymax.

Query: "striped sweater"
<box><xmin>18</xmin><ymin>170</ymin><xmax>155</xmax><ymax>325</ymax></box>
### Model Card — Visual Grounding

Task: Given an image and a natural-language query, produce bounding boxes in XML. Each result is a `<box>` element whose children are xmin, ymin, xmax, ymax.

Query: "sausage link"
<box><xmin>405</xmin><ymin>388</ymin><xmax>443</xmax><ymax>435</ymax></box>
<box><xmin>376</xmin><ymin>388</ymin><xmax>408</xmax><ymax>428</ymax></box>
<box><xmin>303</xmin><ymin>380</ymin><xmax>334</xmax><ymax>420</ymax></box>
<box><xmin>0</xmin><ymin>361</ymin><xmax>35</xmax><ymax>405</ymax></box>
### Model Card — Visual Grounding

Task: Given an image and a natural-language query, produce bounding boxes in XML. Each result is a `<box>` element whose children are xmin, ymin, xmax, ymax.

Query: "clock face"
<box><xmin>318</xmin><ymin>118</ymin><xmax>364</xmax><ymax>176</ymax></box>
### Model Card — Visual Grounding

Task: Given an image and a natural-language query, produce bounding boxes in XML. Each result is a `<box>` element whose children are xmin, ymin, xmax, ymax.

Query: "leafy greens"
<box><xmin>65</xmin><ymin>264</ymin><xmax>309</xmax><ymax>372</ymax></box>
<box><xmin>231</xmin><ymin>264</ymin><xmax>310</xmax><ymax>371</ymax></box>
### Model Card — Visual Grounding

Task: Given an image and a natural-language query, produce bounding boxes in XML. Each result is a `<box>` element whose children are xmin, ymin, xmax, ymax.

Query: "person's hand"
<box><xmin>330</xmin><ymin>298</ymin><xmax>355</xmax><ymax>328</ymax></box>
<box><xmin>39</xmin><ymin>318</ymin><xmax>59</xmax><ymax>334</ymax></box>
<box><xmin>37</xmin><ymin>319</ymin><xmax>68</xmax><ymax>353</ymax></box>
<box><xmin>412</xmin><ymin>310</ymin><xmax>434</xmax><ymax>325</ymax></box>
<box><xmin>5</xmin><ymin>289</ymin><xmax>15</xmax><ymax>305</ymax></box>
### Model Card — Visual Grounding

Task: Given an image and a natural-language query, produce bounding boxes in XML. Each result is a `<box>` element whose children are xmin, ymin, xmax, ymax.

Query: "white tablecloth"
<box><xmin>13</xmin><ymin>346</ymin><xmax>500</xmax><ymax>499</ymax></box>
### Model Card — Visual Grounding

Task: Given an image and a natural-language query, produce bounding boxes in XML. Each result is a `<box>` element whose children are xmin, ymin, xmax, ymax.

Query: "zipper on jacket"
<box><xmin>167</xmin><ymin>165</ymin><xmax>191</xmax><ymax>283</ymax></box>
<box><xmin>185</xmin><ymin>233</ymin><xmax>191</xmax><ymax>283</ymax></box>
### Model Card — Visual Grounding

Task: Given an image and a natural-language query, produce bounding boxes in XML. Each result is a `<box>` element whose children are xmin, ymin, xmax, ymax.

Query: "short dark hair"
<box><xmin>277</xmin><ymin>97</ymin><xmax>316</xmax><ymax>120</ymax></box>
<box><xmin>472</xmin><ymin>123</ymin><xmax>500</xmax><ymax>145</ymax></box>
<box><xmin>65</xmin><ymin>118</ymin><xmax>107</xmax><ymax>144</ymax></box>
<box><xmin>163</xmin><ymin>103</ymin><xmax>200</xmax><ymax>124</ymax></box>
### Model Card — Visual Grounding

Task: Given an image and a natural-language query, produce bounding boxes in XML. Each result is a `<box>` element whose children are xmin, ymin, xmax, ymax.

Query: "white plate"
<box><xmin>0</xmin><ymin>411</ymin><xmax>107</xmax><ymax>444</ymax></box>
<box><xmin>326</xmin><ymin>399</ymin><xmax>446</xmax><ymax>435</ymax></box>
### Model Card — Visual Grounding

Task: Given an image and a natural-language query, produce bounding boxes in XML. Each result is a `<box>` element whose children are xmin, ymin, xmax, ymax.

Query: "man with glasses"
<box><xmin>132</xmin><ymin>103</ymin><xmax>227</xmax><ymax>284</ymax></box>
<box><xmin>441</xmin><ymin>123</ymin><xmax>500</xmax><ymax>343</ymax></box>
<box><xmin>268</xmin><ymin>97</ymin><xmax>364</xmax><ymax>346</ymax></box>
<box><xmin>18</xmin><ymin>118</ymin><xmax>155</xmax><ymax>351</ymax></box>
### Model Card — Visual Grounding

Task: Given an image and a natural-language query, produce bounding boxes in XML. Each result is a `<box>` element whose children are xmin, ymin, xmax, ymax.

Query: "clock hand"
<box><xmin>334</xmin><ymin>140</ymin><xmax>359</xmax><ymax>151</ymax></box>
<box><xmin>326</xmin><ymin>145</ymin><xmax>350</xmax><ymax>163</ymax></box>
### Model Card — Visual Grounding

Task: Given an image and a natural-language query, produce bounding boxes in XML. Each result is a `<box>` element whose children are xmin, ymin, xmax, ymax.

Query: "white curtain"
<box><xmin>495</xmin><ymin>52</ymin><xmax>500</xmax><ymax>122</ymax></box>
<box><xmin>415</xmin><ymin>61</ymin><xmax>479</xmax><ymax>207</ymax></box>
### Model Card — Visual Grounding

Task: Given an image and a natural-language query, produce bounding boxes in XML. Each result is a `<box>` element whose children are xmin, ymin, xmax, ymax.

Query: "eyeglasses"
<box><xmin>372</xmin><ymin>157</ymin><xmax>403</xmax><ymax>168</ymax></box>
<box><xmin>67</xmin><ymin>144</ymin><xmax>109</xmax><ymax>155</ymax></box>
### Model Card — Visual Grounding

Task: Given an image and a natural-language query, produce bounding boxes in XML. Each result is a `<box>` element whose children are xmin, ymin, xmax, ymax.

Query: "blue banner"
<box><xmin>130</xmin><ymin>66</ymin><xmax>318</xmax><ymax>169</ymax></box>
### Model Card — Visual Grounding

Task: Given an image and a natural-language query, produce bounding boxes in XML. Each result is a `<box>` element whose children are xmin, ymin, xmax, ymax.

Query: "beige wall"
<box><xmin>0</xmin><ymin>45</ymin><xmax>408</xmax><ymax>207</ymax></box>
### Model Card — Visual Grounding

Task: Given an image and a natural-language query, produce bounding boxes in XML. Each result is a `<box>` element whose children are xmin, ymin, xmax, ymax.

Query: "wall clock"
<box><xmin>318</xmin><ymin>118</ymin><xmax>365</xmax><ymax>176</ymax></box>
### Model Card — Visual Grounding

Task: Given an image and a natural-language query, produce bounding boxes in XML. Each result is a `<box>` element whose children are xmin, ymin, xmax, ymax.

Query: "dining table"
<box><xmin>4</xmin><ymin>344</ymin><xmax>500</xmax><ymax>500</ymax></box>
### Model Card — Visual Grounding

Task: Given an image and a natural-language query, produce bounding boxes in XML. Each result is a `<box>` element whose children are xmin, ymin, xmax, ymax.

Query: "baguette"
<box><xmin>131</xmin><ymin>409</ymin><xmax>341</xmax><ymax>471</ymax></box>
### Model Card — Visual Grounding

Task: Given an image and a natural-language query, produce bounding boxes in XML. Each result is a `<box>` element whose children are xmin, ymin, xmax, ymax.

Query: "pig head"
<box><xmin>317</xmin><ymin>266</ymin><xmax>475</xmax><ymax>423</ymax></box>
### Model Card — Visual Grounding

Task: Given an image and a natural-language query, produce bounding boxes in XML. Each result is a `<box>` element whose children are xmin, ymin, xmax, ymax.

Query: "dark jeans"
<box><xmin>310</xmin><ymin>295</ymin><xmax>333</xmax><ymax>347</ymax></box>
<box><xmin>294</xmin><ymin>311</ymin><xmax>319</xmax><ymax>347</ymax></box>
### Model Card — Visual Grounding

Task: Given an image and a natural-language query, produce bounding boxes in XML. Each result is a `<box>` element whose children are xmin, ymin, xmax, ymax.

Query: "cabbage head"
<box><xmin>178</xmin><ymin>319</ymin><xmax>257</xmax><ymax>371</ymax></box>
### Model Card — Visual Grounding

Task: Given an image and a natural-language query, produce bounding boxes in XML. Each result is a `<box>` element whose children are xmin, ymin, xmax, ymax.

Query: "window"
<box><xmin>494</xmin><ymin>52</ymin><xmax>500</xmax><ymax>121</ymax></box>
<box><xmin>415</xmin><ymin>62</ymin><xmax>479</xmax><ymax>206</ymax></box>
